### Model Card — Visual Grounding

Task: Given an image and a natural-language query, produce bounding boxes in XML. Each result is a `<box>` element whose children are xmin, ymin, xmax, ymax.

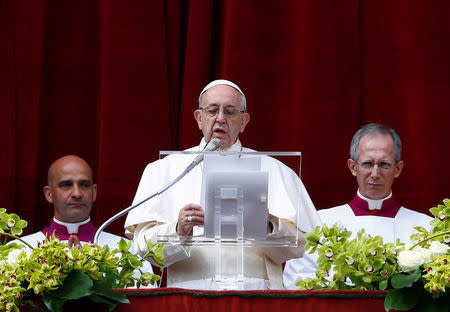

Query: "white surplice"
<box><xmin>283</xmin><ymin>193</ymin><xmax>433</xmax><ymax>290</ymax></box>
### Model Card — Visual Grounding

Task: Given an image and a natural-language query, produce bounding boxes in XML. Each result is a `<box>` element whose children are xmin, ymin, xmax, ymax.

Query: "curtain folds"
<box><xmin>1</xmin><ymin>0</ymin><xmax>449</xmax><ymax>236</ymax></box>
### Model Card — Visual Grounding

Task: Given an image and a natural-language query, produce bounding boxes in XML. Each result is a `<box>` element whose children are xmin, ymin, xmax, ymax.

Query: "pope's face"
<box><xmin>194</xmin><ymin>85</ymin><xmax>250</xmax><ymax>150</ymax></box>
<box><xmin>43</xmin><ymin>157</ymin><xmax>97</xmax><ymax>223</ymax></box>
<box><xmin>348</xmin><ymin>134</ymin><xmax>404</xmax><ymax>199</ymax></box>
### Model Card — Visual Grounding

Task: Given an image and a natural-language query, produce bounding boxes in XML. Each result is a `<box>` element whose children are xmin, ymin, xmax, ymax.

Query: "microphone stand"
<box><xmin>93</xmin><ymin>139</ymin><xmax>221</xmax><ymax>244</ymax></box>
<box><xmin>94</xmin><ymin>161</ymin><xmax>197</xmax><ymax>244</ymax></box>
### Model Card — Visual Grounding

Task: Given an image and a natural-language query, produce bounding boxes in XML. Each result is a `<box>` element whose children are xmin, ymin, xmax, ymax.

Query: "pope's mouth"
<box><xmin>213</xmin><ymin>128</ymin><xmax>227</xmax><ymax>135</ymax></box>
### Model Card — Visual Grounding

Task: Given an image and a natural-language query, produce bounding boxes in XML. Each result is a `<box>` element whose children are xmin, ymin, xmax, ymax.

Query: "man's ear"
<box><xmin>394</xmin><ymin>160</ymin><xmax>404</xmax><ymax>179</ymax></box>
<box><xmin>92</xmin><ymin>184</ymin><xmax>97</xmax><ymax>202</ymax></box>
<box><xmin>348</xmin><ymin>159</ymin><xmax>357</xmax><ymax>176</ymax></box>
<box><xmin>43</xmin><ymin>186</ymin><xmax>54</xmax><ymax>203</ymax></box>
<box><xmin>194</xmin><ymin>110</ymin><xmax>203</xmax><ymax>130</ymax></box>
<box><xmin>239</xmin><ymin>112</ymin><xmax>250</xmax><ymax>133</ymax></box>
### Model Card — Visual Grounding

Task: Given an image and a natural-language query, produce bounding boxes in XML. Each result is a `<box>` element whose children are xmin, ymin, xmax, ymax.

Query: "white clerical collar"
<box><xmin>199</xmin><ymin>137</ymin><xmax>243</xmax><ymax>152</ymax></box>
<box><xmin>357</xmin><ymin>190</ymin><xmax>392</xmax><ymax>210</ymax></box>
<box><xmin>53</xmin><ymin>217</ymin><xmax>91</xmax><ymax>234</ymax></box>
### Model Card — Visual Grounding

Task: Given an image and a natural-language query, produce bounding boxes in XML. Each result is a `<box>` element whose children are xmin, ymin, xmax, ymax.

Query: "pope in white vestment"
<box><xmin>125</xmin><ymin>138</ymin><xmax>321</xmax><ymax>290</ymax></box>
<box><xmin>125</xmin><ymin>80</ymin><xmax>322</xmax><ymax>289</ymax></box>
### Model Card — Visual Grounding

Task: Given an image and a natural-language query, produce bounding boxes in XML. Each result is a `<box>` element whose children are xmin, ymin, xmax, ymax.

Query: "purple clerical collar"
<box><xmin>348</xmin><ymin>192</ymin><xmax>401</xmax><ymax>218</ymax></box>
<box><xmin>42</xmin><ymin>218</ymin><xmax>98</xmax><ymax>242</ymax></box>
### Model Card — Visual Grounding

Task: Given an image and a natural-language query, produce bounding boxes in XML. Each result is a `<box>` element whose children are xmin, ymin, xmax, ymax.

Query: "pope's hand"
<box><xmin>177</xmin><ymin>204</ymin><xmax>204</xmax><ymax>236</ymax></box>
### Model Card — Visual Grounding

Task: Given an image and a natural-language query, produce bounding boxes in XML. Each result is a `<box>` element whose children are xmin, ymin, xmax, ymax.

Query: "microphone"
<box><xmin>185</xmin><ymin>138</ymin><xmax>222</xmax><ymax>172</ymax></box>
<box><xmin>93</xmin><ymin>138</ymin><xmax>222</xmax><ymax>244</ymax></box>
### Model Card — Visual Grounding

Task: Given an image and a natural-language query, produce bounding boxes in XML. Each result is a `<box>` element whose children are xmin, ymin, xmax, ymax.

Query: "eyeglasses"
<box><xmin>357</xmin><ymin>160</ymin><xmax>397</xmax><ymax>170</ymax></box>
<box><xmin>199</xmin><ymin>105</ymin><xmax>245</xmax><ymax>119</ymax></box>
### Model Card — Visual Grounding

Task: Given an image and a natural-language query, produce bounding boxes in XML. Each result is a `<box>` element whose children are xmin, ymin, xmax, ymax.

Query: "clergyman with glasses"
<box><xmin>125</xmin><ymin>79</ymin><xmax>321</xmax><ymax>290</ymax></box>
<box><xmin>283</xmin><ymin>123</ymin><xmax>433</xmax><ymax>289</ymax></box>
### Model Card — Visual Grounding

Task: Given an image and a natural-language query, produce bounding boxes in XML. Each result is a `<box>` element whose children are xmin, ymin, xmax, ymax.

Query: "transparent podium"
<box><xmin>156</xmin><ymin>150</ymin><xmax>302</xmax><ymax>290</ymax></box>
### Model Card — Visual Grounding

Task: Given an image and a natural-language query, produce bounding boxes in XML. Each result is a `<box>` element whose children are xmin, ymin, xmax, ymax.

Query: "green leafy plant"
<box><xmin>296</xmin><ymin>199</ymin><xmax>450</xmax><ymax>312</ymax></box>
<box><xmin>0</xmin><ymin>208</ymin><xmax>28</xmax><ymax>243</ymax></box>
<box><xmin>385</xmin><ymin>199</ymin><xmax>450</xmax><ymax>312</ymax></box>
<box><xmin>297</xmin><ymin>224</ymin><xmax>401</xmax><ymax>291</ymax></box>
<box><xmin>0</xmin><ymin>209</ymin><xmax>166</xmax><ymax>312</ymax></box>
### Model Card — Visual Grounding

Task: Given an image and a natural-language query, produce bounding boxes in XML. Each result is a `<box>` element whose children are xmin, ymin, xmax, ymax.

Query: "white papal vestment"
<box><xmin>125</xmin><ymin>138</ymin><xmax>321</xmax><ymax>290</ymax></box>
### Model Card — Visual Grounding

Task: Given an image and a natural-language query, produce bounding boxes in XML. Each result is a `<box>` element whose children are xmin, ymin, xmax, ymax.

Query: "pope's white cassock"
<box><xmin>125</xmin><ymin>138</ymin><xmax>321</xmax><ymax>290</ymax></box>
<box><xmin>283</xmin><ymin>190</ymin><xmax>434</xmax><ymax>290</ymax></box>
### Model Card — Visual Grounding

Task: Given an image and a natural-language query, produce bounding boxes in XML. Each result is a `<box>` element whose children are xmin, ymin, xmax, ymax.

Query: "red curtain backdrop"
<box><xmin>1</xmin><ymin>0</ymin><xmax>449</xmax><ymax>236</ymax></box>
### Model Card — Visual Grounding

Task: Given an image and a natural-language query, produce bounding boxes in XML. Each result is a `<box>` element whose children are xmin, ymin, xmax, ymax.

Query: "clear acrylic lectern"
<box><xmin>156</xmin><ymin>150</ymin><xmax>302</xmax><ymax>290</ymax></box>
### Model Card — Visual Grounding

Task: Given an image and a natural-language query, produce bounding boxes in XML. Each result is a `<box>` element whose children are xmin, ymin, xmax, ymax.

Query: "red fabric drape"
<box><xmin>114</xmin><ymin>289</ymin><xmax>387</xmax><ymax>312</ymax></box>
<box><xmin>21</xmin><ymin>289</ymin><xmax>388</xmax><ymax>312</ymax></box>
<box><xmin>1</xmin><ymin>0</ymin><xmax>449</xmax><ymax>236</ymax></box>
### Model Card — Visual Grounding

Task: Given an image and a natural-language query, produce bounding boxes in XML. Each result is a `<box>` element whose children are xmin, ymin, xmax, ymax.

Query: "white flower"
<box><xmin>364</xmin><ymin>264</ymin><xmax>374</xmax><ymax>273</ymax></box>
<box><xmin>397</xmin><ymin>247</ymin><xmax>429</xmax><ymax>272</ymax></box>
<box><xmin>398</xmin><ymin>242</ymin><xmax>448</xmax><ymax>272</ymax></box>
<box><xmin>7</xmin><ymin>249</ymin><xmax>25</xmax><ymax>269</ymax></box>
<box><xmin>428</xmin><ymin>241</ymin><xmax>449</xmax><ymax>257</ymax></box>
<box><xmin>7</xmin><ymin>218</ymin><xmax>15</xmax><ymax>228</ymax></box>
<box><xmin>325</xmin><ymin>248</ymin><xmax>333</xmax><ymax>259</ymax></box>
<box><xmin>360</xmin><ymin>232</ymin><xmax>370</xmax><ymax>239</ymax></box>
<box><xmin>64</xmin><ymin>247</ymin><xmax>73</xmax><ymax>259</ymax></box>
<box><xmin>345</xmin><ymin>256</ymin><xmax>355</xmax><ymax>266</ymax></box>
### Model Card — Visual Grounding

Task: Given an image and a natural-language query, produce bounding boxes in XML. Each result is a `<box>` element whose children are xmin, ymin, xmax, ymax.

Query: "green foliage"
<box><xmin>422</xmin><ymin>255</ymin><xmax>449</xmax><ymax>295</ymax></box>
<box><xmin>144</xmin><ymin>239</ymin><xmax>166</xmax><ymax>270</ymax></box>
<box><xmin>42</xmin><ymin>271</ymin><xmax>94</xmax><ymax>312</ymax></box>
<box><xmin>429</xmin><ymin>198</ymin><xmax>450</xmax><ymax>236</ymax></box>
<box><xmin>0</xmin><ymin>209</ymin><xmax>28</xmax><ymax>243</ymax></box>
<box><xmin>390</xmin><ymin>269</ymin><xmax>421</xmax><ymax>288</ymax></box>
<box><xmin>0</xmin><ymin>208</ymin><xmax>166</xmax><ymax>312</ymax></box>
<box><xmin>296</xmin><ymin>198</ymin><xmax>450</xmax><ymax>312</ymax></box>
<box><xmin>297</xmin><ymin>224</ymin><xmax>401</xmax><ymax>291</ymax></box>
<box><xmin>389</xmin><ymin>198</ymin><xmax>450</xmax><ymax>311</ymax></box>
<box><xmin>384</xmin><ymin>287</ymin><xmax>420</xmax><ymax>311</ymax></box>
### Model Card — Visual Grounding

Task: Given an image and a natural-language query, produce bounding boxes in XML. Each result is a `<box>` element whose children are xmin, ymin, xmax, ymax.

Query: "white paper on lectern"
<box><xmin>201</xmin><ymin>155</ymin><xmax>269</xmax><ymax>239</ymax></box>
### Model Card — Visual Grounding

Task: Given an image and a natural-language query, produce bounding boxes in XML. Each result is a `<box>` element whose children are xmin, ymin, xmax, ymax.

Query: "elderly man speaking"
<box><xmin>125</xmin><ymin>79</ymin><xmax>320</xmax><ymax>290</ymax></box>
